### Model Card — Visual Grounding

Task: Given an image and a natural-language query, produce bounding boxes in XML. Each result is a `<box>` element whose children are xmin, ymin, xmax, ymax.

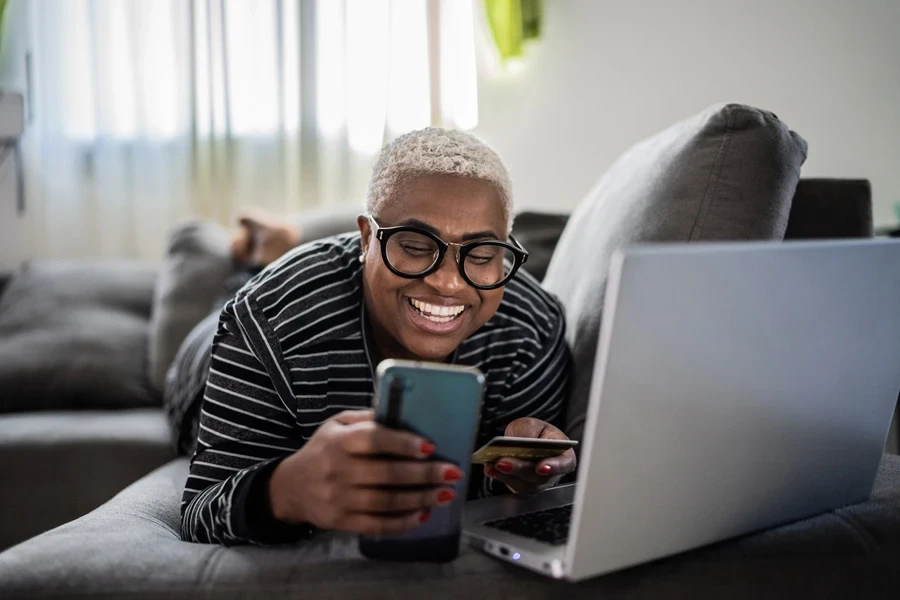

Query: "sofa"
<box><xmin>1</xmin><ymin>104</ymin><xmax>899</xmax><ymax>598</ymax></box>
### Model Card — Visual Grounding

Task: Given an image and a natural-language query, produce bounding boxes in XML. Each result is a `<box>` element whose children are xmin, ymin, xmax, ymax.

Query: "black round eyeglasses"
<box><xmin>365</xmin><ymin>215</ymin><xmax>528</xmax><ymax>290</ymax></box>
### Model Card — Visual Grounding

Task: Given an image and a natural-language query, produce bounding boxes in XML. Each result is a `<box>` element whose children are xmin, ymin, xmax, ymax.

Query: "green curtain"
<box><xmin>484</xmin><ymin>0</ymin><xmax>543</xmax><ymax>60</ymax></box>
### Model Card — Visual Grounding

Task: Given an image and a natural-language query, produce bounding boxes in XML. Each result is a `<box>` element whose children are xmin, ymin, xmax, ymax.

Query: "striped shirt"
<box><xmin>181</xmin><ymin>233</ymin><xmax>571</xmax><ymax>545</ymax></box>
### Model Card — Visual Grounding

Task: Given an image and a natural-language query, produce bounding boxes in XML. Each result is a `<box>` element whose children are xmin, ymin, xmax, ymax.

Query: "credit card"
<box><xmin>471</xmin><ymin>436</ymin><xmax>578</xmax><ymax>464</ymax></box>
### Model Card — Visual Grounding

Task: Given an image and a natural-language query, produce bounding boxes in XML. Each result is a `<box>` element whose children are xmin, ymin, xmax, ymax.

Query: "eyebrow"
<box><xmin>398</xmin><ymin>219</ymin><xmax>501</xmax><ymax>242</ymax></box>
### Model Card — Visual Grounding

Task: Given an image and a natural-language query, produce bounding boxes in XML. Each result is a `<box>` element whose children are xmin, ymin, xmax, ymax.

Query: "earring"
<box><xmin>359</xmin><ymin>253</ymin><xmax>366</xmax><ymax>264</ymax></box>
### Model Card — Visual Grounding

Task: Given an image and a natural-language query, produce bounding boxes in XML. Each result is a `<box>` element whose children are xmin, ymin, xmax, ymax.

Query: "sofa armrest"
<box><xmin>0</xmin><ymin>410</ymin><xmax>173</xmax><ymax>550</ymax></box>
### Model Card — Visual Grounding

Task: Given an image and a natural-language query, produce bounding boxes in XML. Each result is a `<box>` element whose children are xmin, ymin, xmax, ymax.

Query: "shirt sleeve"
<box><xmin>501</xmin><ymin>307</ymin><xmax>571</xmax><ymax>432</ymax></box>
<box><xmin>180</xmin><ymin>298</ymin><xmax>313</xmax><ymax>545</ymax></box>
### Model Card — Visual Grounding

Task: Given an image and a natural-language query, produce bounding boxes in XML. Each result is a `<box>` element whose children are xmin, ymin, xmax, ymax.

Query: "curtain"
<box><xmin>15</xmin><ymin>0</ymin><xmax>478</xmax><ymax>260</ymax></box>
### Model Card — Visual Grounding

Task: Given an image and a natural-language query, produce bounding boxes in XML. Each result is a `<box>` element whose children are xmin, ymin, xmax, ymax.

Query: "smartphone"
<box><xmin>359</xmin><ymin>359</ymin><xmax>485</xmax><ymax>562</ymax></box>
<box><xmin>471</xmin><ymin>436</ymin><xmax>578</xmax><ymax>464</ymax></box>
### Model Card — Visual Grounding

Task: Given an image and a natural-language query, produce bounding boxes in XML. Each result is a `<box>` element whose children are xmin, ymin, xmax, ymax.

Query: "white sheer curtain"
<box><xmin>18</xmin><ymin>0</ymin><xmax>477</xmax><ymax>260</ymax></box>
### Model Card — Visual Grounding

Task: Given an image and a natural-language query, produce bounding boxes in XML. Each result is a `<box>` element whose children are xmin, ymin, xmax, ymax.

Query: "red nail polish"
<box><xmin>419</xmin><ymin>511</ymin><xmax>431</xmax><ymax>523</ymax></box>
<box><xmin>443</xmin><ymin>466</ymin><xmax>463</xmax><ymax>482</ymax></box>
<box><xmin>485</xmin><ymin>466</ymin><xmax>499</xmax><ymax>478</ymax></box>
<box><xmin>538</xmin><ymin>464</ymin><xmax>553</xmax><ymax>475</ymax></box>
<box><xmin>496</xmin><ymin>461</ymin><xmax>513</xmax><ymax>474</ymax></box>
<box><xmin>437</xmin><ymin>490</ymin><xmax>456</xmax><ymax>504</ymax></box>
<box><xmin>420</xmin><ymin>441</ymin><xmax>435</xmax><ymax>456</ymax></box>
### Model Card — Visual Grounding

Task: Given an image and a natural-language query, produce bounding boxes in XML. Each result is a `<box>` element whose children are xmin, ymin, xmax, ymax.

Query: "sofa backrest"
<box><xmin>785</xmin><ymin>178</ymin><xmax>873</xmax><ymax>239</ymax></box>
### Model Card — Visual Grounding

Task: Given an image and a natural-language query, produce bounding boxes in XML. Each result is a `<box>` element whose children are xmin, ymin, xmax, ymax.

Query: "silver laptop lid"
<box><xmin>566</xmin><ymin>240</ymin><xmax>900</xmax><ymax>581</ymax></box>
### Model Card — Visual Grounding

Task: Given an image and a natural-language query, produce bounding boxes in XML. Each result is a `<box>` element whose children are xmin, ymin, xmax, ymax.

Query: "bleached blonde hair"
<box><xmin>364</xmin><ymin>128</ymin><xmax>514</xmax><ymax>232</ymax></box>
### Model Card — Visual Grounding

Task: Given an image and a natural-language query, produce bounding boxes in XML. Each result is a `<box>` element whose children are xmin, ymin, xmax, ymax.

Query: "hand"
<box><xmin>267</xmin><ymin>410</ymin><xmax>462</xmax><ymax>536</ymax></box>
<box><xmin>484</xmin><ymin>417</ymin><xmax>577</xmax><ymax>495</ymax></box>
<box><xmin>231</xmin><ymin>207</ymin><xmax>301</xmax><ymax>267</ymax></box>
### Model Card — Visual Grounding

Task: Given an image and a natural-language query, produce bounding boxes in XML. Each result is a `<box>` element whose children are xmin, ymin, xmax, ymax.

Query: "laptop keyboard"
<box><xmin>483</xmin><ymin>504</ymin><xmax>574</xmax><ymax>546</ymax></box>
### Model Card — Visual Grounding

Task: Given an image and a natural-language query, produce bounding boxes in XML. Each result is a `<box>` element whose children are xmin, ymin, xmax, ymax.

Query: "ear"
<box><xmin>357</xmin><ymin>214</ymin><xmax>372</xmax><ymax>255</ymax></box>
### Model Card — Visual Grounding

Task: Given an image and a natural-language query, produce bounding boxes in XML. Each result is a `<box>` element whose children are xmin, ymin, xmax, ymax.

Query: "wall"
<box><xmin>474</xmin><ymin>0</ymin><xmax>900</xmax><ymax>227</ymax></box>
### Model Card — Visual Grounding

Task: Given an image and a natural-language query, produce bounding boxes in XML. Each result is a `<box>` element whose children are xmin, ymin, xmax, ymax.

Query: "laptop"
<box><xmin>463</xmin><ymin>240</ymin><xmax>900</xmax><ymax>581</ymax></box>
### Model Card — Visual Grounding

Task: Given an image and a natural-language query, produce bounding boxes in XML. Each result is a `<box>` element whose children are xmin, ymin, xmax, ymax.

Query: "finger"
<box><xmin>344</xmin><ymin>510</ymin><xmax>430</xmax><ymax>536</ymax></box>
<box><xmin>349</xmin><ymin>459</ymin><xmax>462</xmax><ymax>487</ymax></box>
<box><xmin>504</xmin><ymin>417</ymin><xmax>546</xmax><ymax>438</ymax></box>
<box><xmin>483</xmin><ymin>466</ymin><xmax>539</xmax><ymax>495</ymax></box>
<box><xmin>341</xmin><ymin>421</ymin><xmax>433</xmax><ymax>459</ymax></box>
<box><xmin>493</xmin><ymin>457</ymin><xmax>548</xmax><ymax>485</ymax></box>
<box><xmin>344</xmin><ymin>485</ymin><xmax>456</xmax><ymax>513</ymax></box>
<box><xmin>537</xmin><ymin>423</ymin><xmax>570</xmax><ymax>441</ymax></box>
<box><xmin>331</xmin><ymin>409</ymin><xmax>375</xmax><ymax>425</ymax></box>
<box><xmin>535</xmin><ymin>448</ymin><xmax>577</xmax><ymax>477</ymax></box>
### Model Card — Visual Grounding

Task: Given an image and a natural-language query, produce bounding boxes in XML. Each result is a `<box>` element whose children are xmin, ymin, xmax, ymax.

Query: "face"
<box><xmin>358</xmin><ymin>173</ymin><xmax>508</xmax><ymax>362</ymax></box>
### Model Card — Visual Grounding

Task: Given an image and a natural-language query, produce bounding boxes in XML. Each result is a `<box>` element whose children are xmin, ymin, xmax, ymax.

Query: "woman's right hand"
<box><xmin>267</xmin><ymin>409</ymin><xmax>462</xmax><ymax>536</ymax></box>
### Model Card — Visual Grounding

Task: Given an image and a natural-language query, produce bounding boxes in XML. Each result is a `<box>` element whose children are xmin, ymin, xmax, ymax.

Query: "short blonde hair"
<box><xmin>364</xmin><ymin>128</ymin><xmax>514</xmax><ymax>232</ymax></box>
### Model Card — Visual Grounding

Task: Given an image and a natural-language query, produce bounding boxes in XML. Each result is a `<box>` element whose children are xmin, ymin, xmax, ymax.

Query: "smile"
<box><xmin>408</xmin><ymin>298</ymin><xmax>467</xmax><ymax>323</ymax></box>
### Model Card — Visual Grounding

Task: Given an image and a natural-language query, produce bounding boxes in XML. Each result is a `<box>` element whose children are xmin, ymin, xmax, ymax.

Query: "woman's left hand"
<box><xmin>484</xmin><ymin>417</ymin><xmax>577</xmax><ymax>495</ymax></box>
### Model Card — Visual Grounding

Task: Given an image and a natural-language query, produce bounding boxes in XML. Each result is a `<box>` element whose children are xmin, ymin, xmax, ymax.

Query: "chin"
<box><xmin>403</xmin><ymin>335</ymin><xmax>462</xmax><ymax>362</ymax></box>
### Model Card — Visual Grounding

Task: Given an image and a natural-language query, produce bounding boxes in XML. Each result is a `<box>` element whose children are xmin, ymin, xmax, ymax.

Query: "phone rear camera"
<box><xmin>499</xmin><ymin>546</ymin><xmax>509</xmax><ymax>557</ymax></box>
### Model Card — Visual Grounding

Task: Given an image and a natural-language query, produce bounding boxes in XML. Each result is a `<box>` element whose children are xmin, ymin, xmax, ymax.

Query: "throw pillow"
<box><xmin>147</xmin><ymin>220</ymin><xmax>233</xmax><ymax>392</ymax></box>
<box><xmin>0</xmin><ymin>260</ymin><xmax>160</xmax><ymax>412</ymax></box>
<box><xmin>542</xmin><ymin>103</ymin><xmax>808</xmax><ymax>440</ymax></box>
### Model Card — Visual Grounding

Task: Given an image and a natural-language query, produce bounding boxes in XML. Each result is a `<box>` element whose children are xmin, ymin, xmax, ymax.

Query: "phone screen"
<box><xmin>360</xmin><ymin>360</ymin><xmax>485</xmax><ymax>561</ymax></box>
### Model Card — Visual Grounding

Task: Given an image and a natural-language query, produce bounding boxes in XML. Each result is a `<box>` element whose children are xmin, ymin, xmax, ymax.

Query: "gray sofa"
<box><xmin>1</xmin><ymin>456</ymin><xmax>898</xmax><ymax>600</ymax></box>
<box><xmin>1</xmin><ymin>104</ymin><xmax>899</xmax><ymax>598</ymax></box>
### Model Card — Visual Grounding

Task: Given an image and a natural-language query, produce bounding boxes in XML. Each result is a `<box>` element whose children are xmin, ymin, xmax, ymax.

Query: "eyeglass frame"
<box><xmin>363</xmin><ymin>215</ymin><xmax>529</xmax><ymax>291</ymax></box>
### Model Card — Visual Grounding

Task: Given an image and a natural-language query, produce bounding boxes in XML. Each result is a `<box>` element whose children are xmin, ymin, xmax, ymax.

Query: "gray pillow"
<box><xmin>542</xmin><ymin>103</ymin><xmax>808</xmax><ymax>440</ymax></box>
<box><xmin>147</xmin><ymin>220</ymin><xmax>233</xmax><ymax>392</ymax></box>
<box><xmin>0</xmin><ymin>260</ymin><xmax>160</xmax><ymax>412</ymax></box>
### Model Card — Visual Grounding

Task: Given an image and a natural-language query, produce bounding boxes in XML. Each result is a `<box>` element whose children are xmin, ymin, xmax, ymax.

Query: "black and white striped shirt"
<box><xmin>181</xmin><ymin>233</ymin><xmax>571</xmax><ymax>545</ymax></box>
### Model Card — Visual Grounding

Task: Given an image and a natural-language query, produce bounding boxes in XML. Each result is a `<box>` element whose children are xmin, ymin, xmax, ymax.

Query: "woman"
<box><xmin>181</xmin><ymin>128</ymin><xmax>574</xmax><ymax>545</ymax></box>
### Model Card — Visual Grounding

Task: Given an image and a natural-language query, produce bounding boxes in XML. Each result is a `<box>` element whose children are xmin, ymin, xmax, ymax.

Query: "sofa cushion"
<box><xmin>511</xmin><ymin>212</ymin><xmax>570</xmax><ymax>282</ymax></box>
<box><xmin>1</xmin><ymin>455</ymin><xmax>898</xmax><ymax>599</ymax></box>
<box><xmin>0</xmin><ymin>261</ymin><xmax>160</xmax><ymax>413</ymax></box>
<box><xmin>0</xmin><ymin>409</ymin><xmax>173</xmax><ymax>550</ymax></box>
<box><xmin>147</xmin><ymin>220</ymin><xmax>234</xmax><ymax>392</ymax></box>
<box><xmin>542</xmin><ymin>104</ymin><xmax>808</xmax><ymax>439</ymax></box>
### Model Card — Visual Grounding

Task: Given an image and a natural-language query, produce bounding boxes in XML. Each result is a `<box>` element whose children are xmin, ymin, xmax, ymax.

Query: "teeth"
<box><xmin>409</xmin><ymin>298</ymin><xmax>465</xmax><ymax>322</ymax></box>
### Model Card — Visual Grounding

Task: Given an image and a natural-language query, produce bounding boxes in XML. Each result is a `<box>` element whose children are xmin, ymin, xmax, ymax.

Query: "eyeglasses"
<box><xmin>365</xmin><ymin>215</ymin><xmax>528</xmax><ymax>290</ymax></box>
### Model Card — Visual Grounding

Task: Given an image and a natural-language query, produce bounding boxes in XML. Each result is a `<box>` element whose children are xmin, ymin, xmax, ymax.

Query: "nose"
<box><xmin>423</xmin><ymin>247</ymin><xmax>466</xmax><ymax>295</ymax></box>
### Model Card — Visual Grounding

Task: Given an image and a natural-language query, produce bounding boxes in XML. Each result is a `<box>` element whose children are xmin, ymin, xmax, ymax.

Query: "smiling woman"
<box><xmin>180</xmin><ymin>128</ymin><xmax>575</xmax><ymax>546</ymax></box>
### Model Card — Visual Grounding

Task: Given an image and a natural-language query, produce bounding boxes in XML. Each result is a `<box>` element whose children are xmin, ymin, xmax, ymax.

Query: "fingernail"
<box><xmin>420</xmin><ymin>441</ymin><xmax>435</xmax><ymax>456</ymax></box>
<box><xmin>419</xmin><ymin>510</ymin><xmax>431</xmax><ymax>523</ymax></box>
<box><xmin>443</xmin><ymin>466</ymin><xmax>463</xmax><ymax>482</ymax></box>
<box><xmin>495</xmin><ymin>461</ymin><xmax>513</xmax><ymax>474</ymax></box>
<box><xmin>538</xmin><ymin>464</ymin><xmax>553</xmax><ymax>475</ymax></box>
<box><xmin>437</xmin><ymin>490</ymin><xmax>456</xmax><ymax>504</ymax></box>
<box><xmin>485</xmin><ymin>467</ymin><xmax>500</xmax><ymax>478</ymax></box>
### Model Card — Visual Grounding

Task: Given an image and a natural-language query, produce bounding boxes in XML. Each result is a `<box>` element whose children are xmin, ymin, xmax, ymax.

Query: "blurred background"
<box><xmin>0</xmin><ymin>0</ymin><xmax>898</xmax><ymax>269</ymax></box>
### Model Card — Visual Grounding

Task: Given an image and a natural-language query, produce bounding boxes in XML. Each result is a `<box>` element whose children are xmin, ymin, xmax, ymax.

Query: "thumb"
<box><xmin>504</xmin><ymin>417</ymin><xmax>546</xmax><ymax>438</ymax></box>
